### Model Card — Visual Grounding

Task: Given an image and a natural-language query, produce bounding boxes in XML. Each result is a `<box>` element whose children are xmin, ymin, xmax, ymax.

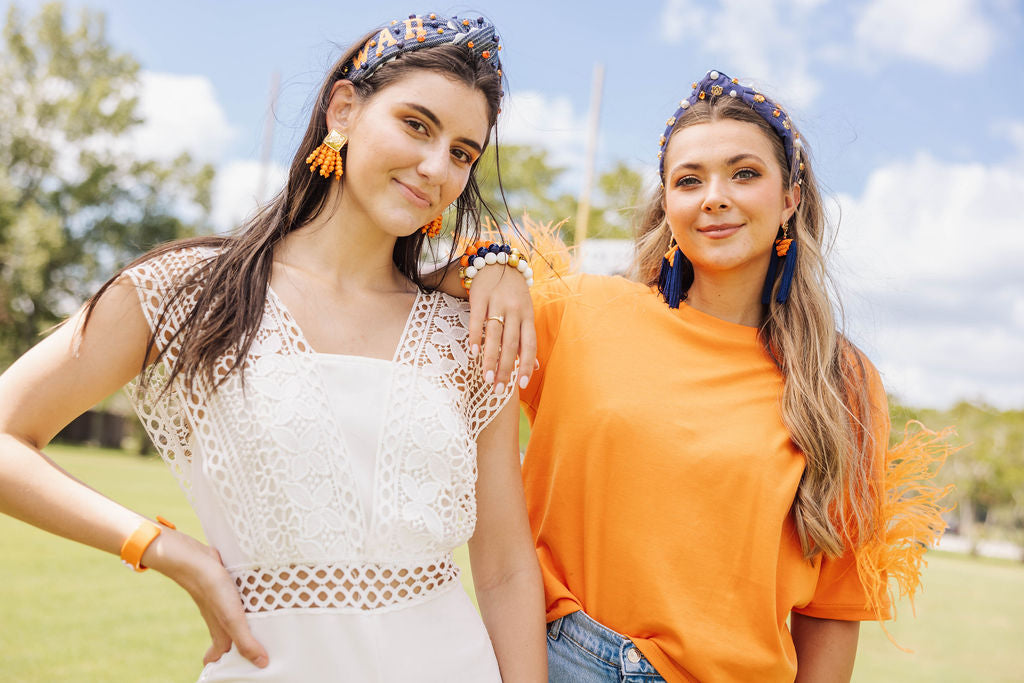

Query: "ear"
<box><xmin>326</xmin><ymin>80</ymin><xmax>360</xmax><ymax>135</ymax></box>
<box><xmin>782</xmin><ymin>182</ymin><xmax>801</xmax><ymax>224</ymax></box>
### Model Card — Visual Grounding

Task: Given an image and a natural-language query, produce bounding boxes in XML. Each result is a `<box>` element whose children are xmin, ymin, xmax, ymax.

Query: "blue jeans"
<box><xmin>547</xmin><ymin>610</ymin><xmax>667</xmax><ymax>682</ymax></box>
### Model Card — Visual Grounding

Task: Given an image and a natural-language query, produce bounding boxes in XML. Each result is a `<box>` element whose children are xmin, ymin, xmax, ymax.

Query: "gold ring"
<box><xmin>487</xmin><ymin>315</ymin><xmax>505</xmax><ymax>326</ymax></box>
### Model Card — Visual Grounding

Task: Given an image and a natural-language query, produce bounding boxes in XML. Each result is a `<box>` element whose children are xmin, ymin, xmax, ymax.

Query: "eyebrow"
<box><xmin>405</xmin><ymin>103</ymin><xmax>484</xmax><ymax>154</ymax></box>
<box><xmin>668</xmin><ymin>153</ymin><xmax>766</xmax><ymax>176</ymax></box>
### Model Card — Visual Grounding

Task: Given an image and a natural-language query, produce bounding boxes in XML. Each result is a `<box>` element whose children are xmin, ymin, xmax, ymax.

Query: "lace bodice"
<box><xmin>125</xmin><ymin>247</ymin><xmax>515</xmax><ymax>613</ymax></box>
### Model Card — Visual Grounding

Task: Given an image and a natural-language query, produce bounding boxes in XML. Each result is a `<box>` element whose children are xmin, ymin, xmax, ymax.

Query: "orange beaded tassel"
<box><xmin>306</xmin><ymin>129</ymin><xmax>347</xmax><ymax>179</ymax></box>
<box><xmin>775</xmin><ymin>223</ymin><xmax>792</xmax><ymax>257</ymax></box>
<box><xmin>421</xmin><ymin>214</ymin><xmax>443</xmax><ymax>237</ymax></box>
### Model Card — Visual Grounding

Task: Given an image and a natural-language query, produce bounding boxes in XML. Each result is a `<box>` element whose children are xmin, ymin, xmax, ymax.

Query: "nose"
<box><xmin>701</xmin><ymin>176</ymin><xmax>730</xmax><ymax>213</ymax></box>
<box><xmin>417</xmin><ymin>142</ymin><xmax>450</xmax><ymax>186</ymax></box>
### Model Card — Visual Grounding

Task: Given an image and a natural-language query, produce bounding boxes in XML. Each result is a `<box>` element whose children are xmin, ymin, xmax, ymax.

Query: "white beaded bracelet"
<box><xmin>459</xmin><ymin>241</ymin><xmax>533</xmax><ymax>291</ymax></box>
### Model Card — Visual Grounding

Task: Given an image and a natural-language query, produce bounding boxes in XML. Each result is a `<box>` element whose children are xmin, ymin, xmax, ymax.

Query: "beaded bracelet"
<box><xmin>458</xmin><ymin>241</ymin><xmax>534</xmax><ymax>291</ymax></box>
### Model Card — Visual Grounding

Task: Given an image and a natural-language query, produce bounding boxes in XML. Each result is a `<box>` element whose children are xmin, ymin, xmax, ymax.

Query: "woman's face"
<box><xmin>662</xmin><ymin>118</ymin><xmax>799</xmax><ymax>282</ymax></box>
<box><xmin>331</xmin><ymin>71</ymin><xmax>490</xmax><ymax>237</ymax></box>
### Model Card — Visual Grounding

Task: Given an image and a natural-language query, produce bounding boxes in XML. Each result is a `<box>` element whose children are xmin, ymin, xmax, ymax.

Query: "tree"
<box><xmin>475</xmin><ymin>143</ymin><xmax>574</xmax><ymax>228</ymax></box>
<box><xmin>0</xmin><ymin>3</ymin><xmax>214</xmax><ymax>366</ymax></box>
<box><xmin>474</xmin><ymin>144</ymin><xmax>647</xmax><ymax>243</ymax></box>
<box><xmin>587</xmin><ymin>161</ymin><xmax>648</xmax><ymax>240</ymax></box>
<box><xmin>890</xmin><ymin>398</ymin><xmax>1024</xmax><ymax>560</ymax></box>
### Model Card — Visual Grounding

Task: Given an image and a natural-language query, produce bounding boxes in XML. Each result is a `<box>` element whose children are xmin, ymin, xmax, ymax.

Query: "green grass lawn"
<box><xmin>1</xmin><ymin>445</ymin><xmax>1021</xmax><ymax>682</ymax></box>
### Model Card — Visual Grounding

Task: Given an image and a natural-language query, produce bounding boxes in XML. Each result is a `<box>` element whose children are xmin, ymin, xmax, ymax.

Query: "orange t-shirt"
<box><xmin>520</xmin><ymin>274</ymin><xmax>890</xmax><ymax>682</ymax></box>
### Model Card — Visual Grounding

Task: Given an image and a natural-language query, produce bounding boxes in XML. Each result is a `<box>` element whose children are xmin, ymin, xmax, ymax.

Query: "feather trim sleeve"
<box><xmin>854</xmin><ymin>421</ymin><xmax>956</xmax><ymax>634</ymax></box>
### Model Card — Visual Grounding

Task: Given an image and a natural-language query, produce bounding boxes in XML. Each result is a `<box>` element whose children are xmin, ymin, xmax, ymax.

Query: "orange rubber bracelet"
<box><xmin>120</xmin><ymin>517</ymin><xmax>174</xmax><ymax>572</ymax></box>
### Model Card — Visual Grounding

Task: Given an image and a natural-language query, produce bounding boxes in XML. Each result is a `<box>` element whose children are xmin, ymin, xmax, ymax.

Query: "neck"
<box><xmin>685</xmin><ymin>268</ymin><xmax>766</xmax><ymax>327</ymax></box>
<box><xmin>277</xmin><ymin>183</ymin><xmax>409</xmax><ymax>293</ymax></box>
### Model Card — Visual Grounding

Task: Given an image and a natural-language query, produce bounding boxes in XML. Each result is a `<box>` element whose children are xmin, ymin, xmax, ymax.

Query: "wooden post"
<box><xmin>256</xmin><ymin>70</ymin><xmax>281</xmax><ymax>203</ymax></box>
<box><xmin>574</xmin><ymin>64</ymin><xmax>605</xmax><ymax>261</ymax></box>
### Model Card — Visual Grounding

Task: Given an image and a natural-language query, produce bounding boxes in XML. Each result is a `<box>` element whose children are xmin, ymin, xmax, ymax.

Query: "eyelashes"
<box><xmin>673</xmin><ymin>168</ymin><xmax>762</xmax><ymax>187</ymax></box>
<box><xmin>404</xmin><ymin>118</ymin><xmax>474</xmax><ymax>164</ymax></box>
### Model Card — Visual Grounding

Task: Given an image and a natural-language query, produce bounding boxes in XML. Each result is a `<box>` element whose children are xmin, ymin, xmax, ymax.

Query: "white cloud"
<box><xmin>854</xmin><ymin>0</ymin><xmax>997</xmax><ymax>72</ymax></box>
<box><xmin>126</xmin><ymin>71</ymin><xmax>286</xmax><ymax>234</ymax></box>
<box><xmin>497</xmin><ymin>89</ymin><xmax>588</xmax><ymax>186</ymax></box>
<box><xmin>211</xmin><ymin>159</ymin><xmax>288</xmax><ymax>232</ymax></box>
<box><xmin>658</xmin><ymin>0</ymin><xmax>824</xmax><ymax>107</ymax></box>
<box><xmin>130</xmin><ymin>71</ymin><xmax>237</xmax><ymax>163</ymax></box>
<box><xmin>831</xmin><ymin>153</ymin><xmax>1024</xmax><ymax>408</ymax></box>
<box><xmin>991</xmin><ymin>119</ymin><xmax>1024</xmax><ymax>159</ymax></box>
<box><xmin>658</xmin><ymin>0</ymin><xmax>1007</xmax><ymax>103</ymax></box>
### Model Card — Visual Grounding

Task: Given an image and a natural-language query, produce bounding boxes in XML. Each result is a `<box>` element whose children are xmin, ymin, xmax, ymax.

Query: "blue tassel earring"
<box><xmin>761</xmin><ymin>222</ymin><xmax>796</xmax><ymax>304</ymax></box>
<box><xmin>658</xmin><ymin>238</ymin><xmax>687</xmax><ymax>309</ymax></box>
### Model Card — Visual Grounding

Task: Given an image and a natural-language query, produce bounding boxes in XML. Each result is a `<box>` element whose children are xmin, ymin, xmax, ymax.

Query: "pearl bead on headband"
<box><xmin>342</xmin><ymin>13</ymin><xmax>503</xmax><ymax>84</ymax></box>
<box><xmin>657</xmin><ymin>69</ymin><xmax>804</xmax><ymax>188</ymax></box>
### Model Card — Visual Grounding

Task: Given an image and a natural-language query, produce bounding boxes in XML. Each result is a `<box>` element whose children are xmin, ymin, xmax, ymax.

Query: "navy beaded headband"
<box><xmin>657</xmin><ymin>69</ymin><xmax>804</xmax><ymax>187</ymax></box>
<box><xmin>342</xmin><ymin>13</ymin><xmax>502</xmax><ymax>84</ymax></box>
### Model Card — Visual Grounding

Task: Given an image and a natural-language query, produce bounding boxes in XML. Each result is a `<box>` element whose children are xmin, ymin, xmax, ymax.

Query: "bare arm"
<box><xmin>0</xmin><ymin>278</ymin><xmax>268</xmax><ymax>668</ymax></box>
<box><xmin>469</xmin><ymin>397</ymin><xmax>546</xmax><ymax>682</ymax></box>
<box><xmin>791</xmin><ymin>612</ymin><xmax>860</xmax><ymax>682</ymax></box>
<box><xmin>428</xmin><ymin>261</ymin><xmax>538</xmax><ymax>396</ymax></box>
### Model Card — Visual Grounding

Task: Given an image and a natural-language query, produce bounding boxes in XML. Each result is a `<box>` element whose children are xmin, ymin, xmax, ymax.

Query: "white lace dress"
<box><xmin>124</xmin><ymin>248</ymin><xmax>514</xmax><ymax>682</ymax></box>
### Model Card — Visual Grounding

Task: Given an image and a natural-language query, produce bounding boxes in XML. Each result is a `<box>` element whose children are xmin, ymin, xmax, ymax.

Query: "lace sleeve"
<box><xmin>121</xmin><ymin>246</ymin><xmax>218</xmax><ymax>500</ymax></box>
<box><xmin>433</xmin><ymin>293</ymin><xmax>518</xmax><ymax>441</ymax></box>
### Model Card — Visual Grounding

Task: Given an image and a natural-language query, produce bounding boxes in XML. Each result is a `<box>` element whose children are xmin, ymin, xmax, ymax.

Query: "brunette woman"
<box><xmin>0</xmin><ymin>13</ymin><xmax>545</xmax><ymax>682</ymax></box>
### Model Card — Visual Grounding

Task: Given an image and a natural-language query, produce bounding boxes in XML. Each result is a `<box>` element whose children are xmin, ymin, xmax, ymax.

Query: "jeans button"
<box><xmin>626</xmin><ymin>647</ymin><xmax>641</xmax><ymax>663</ymax></box>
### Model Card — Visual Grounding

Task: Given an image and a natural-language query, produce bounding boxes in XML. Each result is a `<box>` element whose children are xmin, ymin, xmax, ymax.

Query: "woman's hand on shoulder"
<box><xmin>466</xmin><ymin>265</ymin><xmax>538</xmax><ymax>394</ymax></box>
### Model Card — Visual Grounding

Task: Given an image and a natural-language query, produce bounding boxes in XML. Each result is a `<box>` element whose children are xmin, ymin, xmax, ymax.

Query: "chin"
<box><xmin>375</xmin><ymin>211</ymin><xmax>422</xmax><ymax>238</ymax></box>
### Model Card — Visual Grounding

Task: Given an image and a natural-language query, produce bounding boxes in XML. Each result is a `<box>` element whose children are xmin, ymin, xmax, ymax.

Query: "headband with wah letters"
<box><xmin>343</xmin><ymin>13</ymin><xmax>502</xmax><ymax>84</ymax></box>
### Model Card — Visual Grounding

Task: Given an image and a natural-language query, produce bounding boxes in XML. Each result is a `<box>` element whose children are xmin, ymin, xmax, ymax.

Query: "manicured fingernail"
<box><xmin>471</xmin><ymin>344</ymin><xmax>479</xmax><ymax>358</ymax></box>
<box><xmin>519</xmin><ymin>375</ymin><xmax>530</xmax><ymax>389</ymax></box>
<box><xmin>534</xmin><ymin>359</ymin><xmax>540</xmax><ymax>370</ymax></box>
<box><xmin>255</xmin><ymin>656</ymin><xmax>269</xmax><ymax>668</ymax></box>
<box><xmin>485</xmin><ymin>370</ymin><xmax>494</xmax><ymax>384</ymax></box>
<box><xmin>495</xmin><ymin>382</ymin><xmax>505</xmax><ymax>394</ymax></box>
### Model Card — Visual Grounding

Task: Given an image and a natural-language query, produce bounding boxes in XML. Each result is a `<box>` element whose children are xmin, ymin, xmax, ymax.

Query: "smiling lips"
<box><xmin>395</xmin><ymin>179</ymin><xmax>433</xmax><ymax>208</ymax></box>
<box><xmin>698</xmin><ymin>223</ymin><xmax>743</xmax><ymax>238</ymax></box>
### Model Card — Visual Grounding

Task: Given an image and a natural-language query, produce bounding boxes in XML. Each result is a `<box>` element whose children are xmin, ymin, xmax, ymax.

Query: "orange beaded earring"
<box><xmin>775</xmin><ymin>222</ymin><xmax>792</xmax><ymax>256</ymax></box>
<box><xmin>420</xmin><ymin>215</ymin><xmax>443</xmax><ymax>237</ymax></box>
<box><xmin>306</xmin><ymin>129</ymin><xmax>347</xmax><ymax>179</ymax></box>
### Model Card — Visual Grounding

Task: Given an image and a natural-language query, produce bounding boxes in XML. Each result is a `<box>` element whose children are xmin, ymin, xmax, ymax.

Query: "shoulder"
<box><xmin>119</xmin><ymin>242</ymin><xmax>225</xmax><ymax>335</ymax></box>
<box><xmin>122</xmin><ymin>242</ymin><xmax>222</xmax><ymax>293</ymax></box>
<box><xmin>425</xmin><ymin>290</ymin><xmax>473</xmax><ymax>351</ymax></box>
<box><xmin>434</xmin><ymin>289</ymin><xmax>471</xmax><ymax>318</ymax></box>
<box><xmin>532</xmin><ymin>272</ymin><xmax>646</xmax><ymax>308</ymax></box>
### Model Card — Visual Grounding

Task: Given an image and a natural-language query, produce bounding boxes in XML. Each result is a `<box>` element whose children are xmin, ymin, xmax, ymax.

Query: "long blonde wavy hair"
<box><xmin>632</xmin><ymin>96</ymin><xmax>878</xmax><ymax>559</ymax></box>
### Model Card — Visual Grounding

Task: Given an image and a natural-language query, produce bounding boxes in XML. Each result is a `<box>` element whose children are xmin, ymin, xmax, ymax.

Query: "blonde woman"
<box><xmin>463</xmin><ymin>70</ymin><xmax>945</xmax><ymax>682</ymax></box>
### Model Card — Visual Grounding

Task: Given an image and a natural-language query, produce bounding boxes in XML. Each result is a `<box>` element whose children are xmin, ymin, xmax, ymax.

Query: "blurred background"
<box><xmin>0</xmin><ymin>1</ymin><xmax>1021</xmax><ymax>680</ymax></box>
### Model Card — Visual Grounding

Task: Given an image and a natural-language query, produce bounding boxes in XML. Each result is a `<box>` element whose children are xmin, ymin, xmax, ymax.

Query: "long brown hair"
<box><xmin>632</xmin><ymin>96</ymin><xmax>877</xmax><ymax>559</ymax></box>
<box><xmin>83</xmin><ymin>30</ymin><xmax>504</xmax><ymax>396</ymax></box>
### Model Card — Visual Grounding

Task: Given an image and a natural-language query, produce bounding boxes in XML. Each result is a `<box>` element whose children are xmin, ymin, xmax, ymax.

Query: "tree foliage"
<box><xmin>0</xmin><ymin>2</ymin><xmax>214</xmax><ymax>365</ymax></box>
<box><xmin>891</xmin><ymin>399</ymin><xmax>1024</xmax><ymax>557</ymax></box>
<box><xmin>475</xmin><ymin>144</ymin><xmax>648</xmax><ymax>242</ymax></box>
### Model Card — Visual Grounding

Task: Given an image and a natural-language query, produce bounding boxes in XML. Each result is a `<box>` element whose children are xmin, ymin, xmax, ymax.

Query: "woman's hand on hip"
<box><xmin>144</xmin><ymin>531</ymin><xmax>270</xmax><ymax>669</ymax></box>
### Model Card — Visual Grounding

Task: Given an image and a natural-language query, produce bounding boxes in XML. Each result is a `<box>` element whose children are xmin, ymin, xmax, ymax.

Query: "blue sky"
<box><xmin>33</xmin><ymin>0</ymin><xmax>1024</xmax><ymax>408</ymax></box>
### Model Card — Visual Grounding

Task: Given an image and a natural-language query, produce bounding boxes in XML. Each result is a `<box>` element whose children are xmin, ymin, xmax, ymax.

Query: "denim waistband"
<box><xmin>548</xmin><ymin>610</ymin><xmax>662</xmax><ymax>677</ymax></box>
